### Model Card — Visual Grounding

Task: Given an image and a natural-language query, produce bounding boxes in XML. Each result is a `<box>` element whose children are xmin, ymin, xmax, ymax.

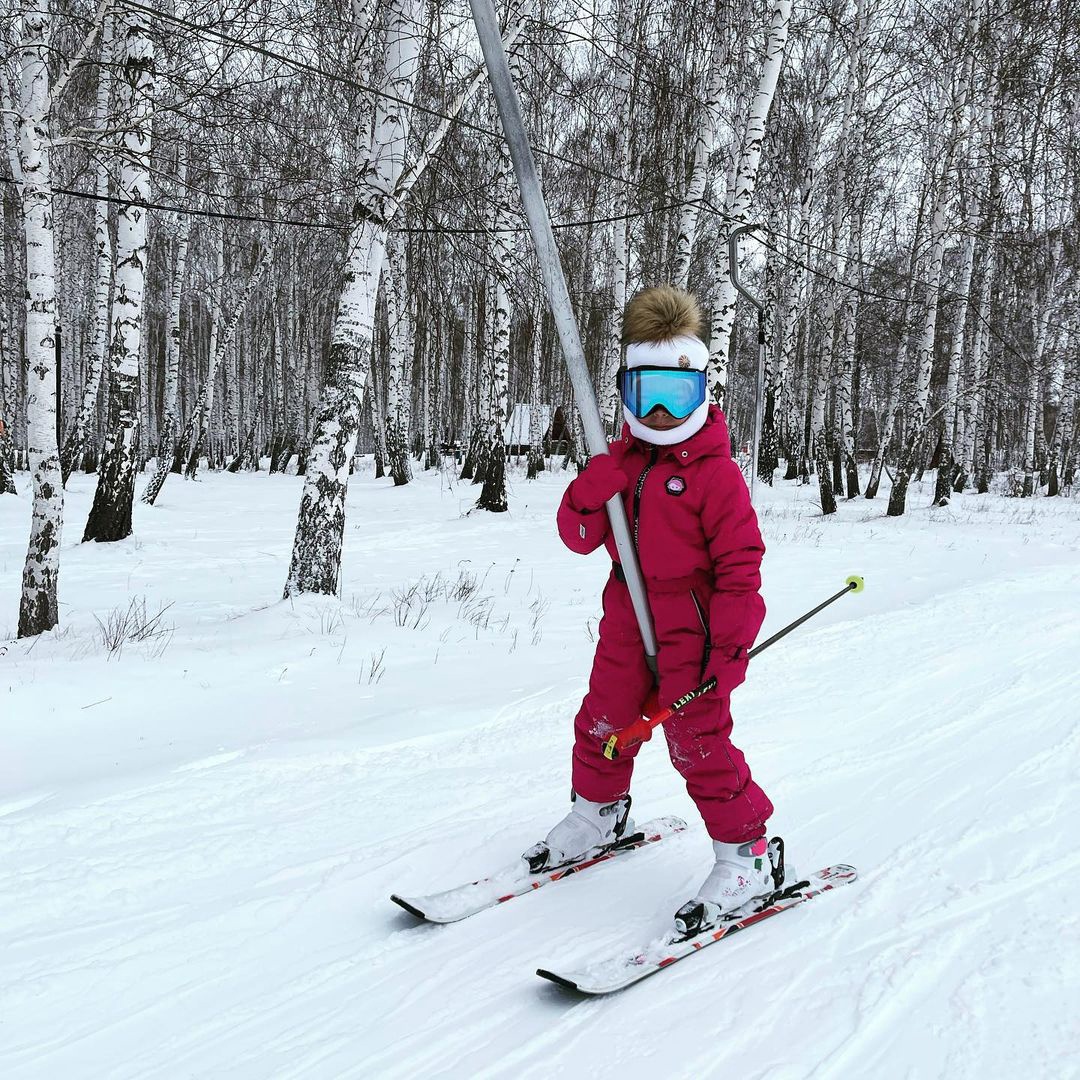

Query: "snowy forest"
<box><xmin>2</xmin><ymin>0</ymin><xmax>1078</xmax><ymax>637</ymax></box>
<box><xmin>2</xmin><ymin>0</ymin><xmax>1079</xmax><ymax>1076</ymax></box>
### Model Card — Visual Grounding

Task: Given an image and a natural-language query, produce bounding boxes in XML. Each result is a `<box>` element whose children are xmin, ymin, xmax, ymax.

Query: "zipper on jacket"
<box><xmin>632</xmin><ymin>447</ymin><xmax>659</xmax><ymax>549</ymax></box>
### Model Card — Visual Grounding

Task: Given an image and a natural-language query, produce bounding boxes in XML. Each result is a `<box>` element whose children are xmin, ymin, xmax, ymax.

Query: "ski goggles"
<box><xmin>618</xmin><ymin>365</ymin><xmax>708</xmax><ymax>420</ymax></box>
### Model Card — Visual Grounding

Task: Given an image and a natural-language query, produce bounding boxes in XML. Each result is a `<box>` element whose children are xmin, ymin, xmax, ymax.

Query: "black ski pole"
<box><xmin>602</xmin><ymin>576</ymin><xmax>865</xmax><ymax>759</ymax></box>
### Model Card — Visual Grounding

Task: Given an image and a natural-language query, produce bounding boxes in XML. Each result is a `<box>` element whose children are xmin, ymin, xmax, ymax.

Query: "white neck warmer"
<box><xmin>623</xmin><ymin>334</ymin><xmax>710</xmax><ymax>446</ymax></box>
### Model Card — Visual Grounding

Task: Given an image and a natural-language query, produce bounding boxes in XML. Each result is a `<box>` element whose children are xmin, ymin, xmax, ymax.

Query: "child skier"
<box><xmin>524</xmin><ymin>285</ymin><xmax>775</xmax><ymax>931</ymax></box>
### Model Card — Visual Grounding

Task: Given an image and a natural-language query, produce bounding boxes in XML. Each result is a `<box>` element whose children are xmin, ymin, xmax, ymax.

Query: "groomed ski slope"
<box><xmin>1</xmin><ymin>465</ymin><xmax>1078</xmax><ymax>1079</ymax></box>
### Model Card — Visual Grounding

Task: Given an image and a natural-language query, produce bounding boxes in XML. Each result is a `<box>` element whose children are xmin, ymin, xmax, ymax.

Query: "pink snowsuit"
<box><xmin>557</xmin><ymin>405</ymin><xmax>773</xmax><ymax>843</ymax></box>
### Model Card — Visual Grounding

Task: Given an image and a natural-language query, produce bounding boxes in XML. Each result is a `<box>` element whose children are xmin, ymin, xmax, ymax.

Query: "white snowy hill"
<box><xmin>1</xmin><ymin>466</ymin><xmax>1078</xmax><ymax>1078</ymax></box>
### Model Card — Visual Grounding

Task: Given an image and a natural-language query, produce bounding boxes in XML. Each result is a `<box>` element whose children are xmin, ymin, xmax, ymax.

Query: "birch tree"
<box><xmin>59</xmin><ymin>12</ymin><xmax>113</xmax><ymax>486</ymax></box>
<box><xmin>15</xmin><ymin>1</ymin><xmax>63</xmax><ymax>635</ymax></box>
<box><xmin>285</xmin><ymin>2</ymin><xmax>523</xmax><ymax>596</ymax></box>
<box><xmin>707</xmin><ymin>0</ymin><xmax>791</xmax><ymax>405</ymax></box>
<box><xmin>83</xmin><ymin>10</ymin><xmax>155</xmax><ymax>543</ymax></box>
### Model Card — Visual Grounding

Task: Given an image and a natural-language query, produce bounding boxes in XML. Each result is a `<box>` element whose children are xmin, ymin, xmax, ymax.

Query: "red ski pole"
<box><xmin>601</xmin><ymin>576</ymin><xmax>865</xmax><ymax>760</ymax></box>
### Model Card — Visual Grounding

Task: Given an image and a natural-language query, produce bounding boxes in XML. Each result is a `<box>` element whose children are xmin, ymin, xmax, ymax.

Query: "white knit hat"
<box><xmin>621</xmin><ymin>287</ymin><xmax>710</xmax><ymax>445</ymax></box>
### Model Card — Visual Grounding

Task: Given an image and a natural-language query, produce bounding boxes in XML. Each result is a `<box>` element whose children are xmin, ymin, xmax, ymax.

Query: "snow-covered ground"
<box><xmin>2</xmin><ymin>463</ymin><xmax>1078</xmax><ymax>1079</ymax></box>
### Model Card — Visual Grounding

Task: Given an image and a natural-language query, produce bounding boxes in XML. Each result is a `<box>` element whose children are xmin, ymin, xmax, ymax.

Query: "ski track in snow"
<box><xmin>1</xmin><ymin>468</ymin><xmax>1079</xmax><ymax>1079</ymax></box>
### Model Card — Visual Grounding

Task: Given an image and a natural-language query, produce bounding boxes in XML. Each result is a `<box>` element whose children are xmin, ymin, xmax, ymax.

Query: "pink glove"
<box><xmin>705</xmin><ymin>646</ymin><xmax>750</xmax><ymax>698</ymax></box>
<box><xmin>569</xmin><ymin>454</ymin><xmax>628</xmax><ymax>513</ymax></box>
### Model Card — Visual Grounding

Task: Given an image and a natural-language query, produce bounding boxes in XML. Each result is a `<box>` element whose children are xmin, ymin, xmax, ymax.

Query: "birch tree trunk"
<box><xmin>283</xmin><ymin>0</ymin><xmax>528</xmax><ymax>594</ymax></box>
<box><xmin>887</xmin><ymin>2</ymin><xmax>981</xmax><ymax>516</ymax></box>
<box><xmin>672</xmin><ymin>39</ymin><xmax>727</xmax><ymax>289</ymax></box>
<box><xmin>17</xmin><ymin>1</ymin><xmax>63</xmax><ymax>635</ymax></box>
<box><xmin>1021</xmin><ymin>236</ymin><xmax>1064</xmax><ymax>497</ymax></box>
<box><xmin>285</xmin><ymin>0</ymin><xmax>421</xmax><ymax>596</ymax></box>
<box><xmin>384</xmin><ymin>231</ymin><xmax>413</xmax><ymax>486</ymax></box>
<box><xmin>459</xmin><ymin>284</ymin><xmax>481</xmax><ymax>479</ymax></box>
<box><xmin>0</xmin><ymin>223</ymin><xmax>17</xmax><ymax>495</ymax></box>
<box><xmin>707</xmin><ymin>0</ymin><xmax>791</xmax><ymax>405</ymax></box>
<box><xmin>777</xmin><ymin>96</ymin><xmax>827</xmax><ymax>482</ymax></box>
<box><xmin>60</xmin><ymin>12</ymin><xmax>113</xmax><ymax>486</ymax></box>
<box><xmin>83</xmin><ymin>11</ymin><xmax>154</xmax><ymax>543</ymax></box>
<box><xmin>369</xmin><ymin>348</ymin><xmax>387</xmax><ymax>479</ymax></box>
<box><xmin>184</xmin><ymin>234</ymin><xmax>271</xmax><ymax>479</ymax></box>
<box><xmin>526</xmin><ymin>299</ymin><xmax>544</xmax><ymax>478</ymax></box>
<box><xmin>934</xmin><ymin>94</ymin><xmax>990</xmax><ymax>505</ymax></box>
<box><xmin>1057</xmin><ymin>340</ymin><xmax>1077</xmax><ymax>493</ymax></box>
<box><xmin>141</xmin><ymin>156</ymin><xmax>189</xmax><ymax>503</ymax></box>
<box><xmin>476</xmin><ymin>99</ymin><xmax>515</xmax><ymax>514</ymax></box>
<box><xmin>602</xmin><ymin>2</ymin><xmax>635</xmax><ymax>431</ymax></box>
<box><xmin>954</xmin><ymin>246</ymin><xmax>995</xmax><ymax>493</ymax></box>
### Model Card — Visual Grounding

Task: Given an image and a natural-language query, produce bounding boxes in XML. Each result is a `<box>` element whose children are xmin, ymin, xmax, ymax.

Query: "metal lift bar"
<box><xmin>468</xmin><ymin>0</ymin><xmax>658</xmax><ymax>670</ymax></box>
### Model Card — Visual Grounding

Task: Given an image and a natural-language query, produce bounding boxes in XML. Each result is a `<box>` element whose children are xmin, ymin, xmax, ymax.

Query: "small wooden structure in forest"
<box><xmin>504</xmin><ymin>403</ymin><xmax>572</xmax><ymax>456</ymax></box>
<box><xmin>504</xmin><ymin>403</ymin><xmax>549</xmax><ymax>453</ymax></box>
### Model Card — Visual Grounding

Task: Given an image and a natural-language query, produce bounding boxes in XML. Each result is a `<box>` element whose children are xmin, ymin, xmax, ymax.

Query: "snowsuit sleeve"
<box><xmin>700</xmin><ymin>458</ymin><xmax>766</xmax><ymax>659</ymax></box>
<box><xmin>556</xmin><ymin>482</ymin><xmax>612</xmax><ymax>555</ymax></box>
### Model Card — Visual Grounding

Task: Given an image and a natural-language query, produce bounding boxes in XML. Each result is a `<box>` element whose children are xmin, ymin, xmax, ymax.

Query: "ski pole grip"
<box><xmin>602</xmin><ymin>717</ymin><xmax>655</xmax><ymax>760</ymax></box>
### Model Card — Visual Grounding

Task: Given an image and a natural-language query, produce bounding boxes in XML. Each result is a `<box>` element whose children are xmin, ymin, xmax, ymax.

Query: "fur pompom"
<box><xmin>621</xmin><ymin>285</ymin><xmax>705</xmax><ymax>345</ymax></box>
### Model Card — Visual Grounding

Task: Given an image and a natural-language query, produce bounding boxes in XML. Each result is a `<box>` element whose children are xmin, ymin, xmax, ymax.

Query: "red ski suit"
<box><xmin>557</xmin><ymin>405</ymin><xmax>772</xmax><ymax>843</ymax></box>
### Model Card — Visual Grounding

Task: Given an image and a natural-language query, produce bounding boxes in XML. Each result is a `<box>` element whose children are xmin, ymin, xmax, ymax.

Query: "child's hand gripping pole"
<box><xmin>600</xmin><ymin>576</ymin><xmax>865</xmax><ymax>761</ymax></box>
<box><xmin>602</xmin><ymin>678</ymin><xmax>717</xmax><ymax>760</ymax></box>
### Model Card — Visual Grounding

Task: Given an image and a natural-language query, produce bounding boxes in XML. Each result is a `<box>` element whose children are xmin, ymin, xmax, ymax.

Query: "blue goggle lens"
<box><xmin>619</xmin><ymin>367</ymin><xmax>707</xmax><ymax>420</ymax></box>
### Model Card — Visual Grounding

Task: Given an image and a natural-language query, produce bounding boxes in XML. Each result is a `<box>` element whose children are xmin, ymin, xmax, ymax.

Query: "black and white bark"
<box><xmin>183</xmin><ymin>234</ymin><xmax>272</xmax><ymax>479</ymax></box>
<box><xmin>526</xmin><ymin>298</ymin><xmax>545</xmax><ymax>478</ymax></box>
<box><xmin>16</xmin><ymin>2</ymin><xmax>63</xmax><ymax>635</ymax></box>
<box><xmin>60</xmin><ymin>12</ymin><xmax>113</xmax><ymax>486</ymax></box>
<box><xmin>83</xmin><ymin>11</ymin><xmax>155</xmax><ymax>544</ymax></box>
<box><xmin>384</xmin><ymin>230</ymin><xmax>414</xmax><ymax>486</ymax></box>
<box><xmin>141</xmin><ymin>149</ymin><xmax>189</xmax><ymax>504</ymax></box>
<box><xmin>708</xmin><ymin>0</ymin><xmax>792</xmax><ymax>404</ymax></box>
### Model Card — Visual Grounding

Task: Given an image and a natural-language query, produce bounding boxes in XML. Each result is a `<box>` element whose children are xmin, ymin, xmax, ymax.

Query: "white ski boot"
<box><xmin>523</xmin><ymin>794</ymin><xmax>634</xmax><ymax>873</ymax></box>
<box><xmin>674</xmin><ymin>836</ymin><xmax>786</xmax><ymax>937</ymax></box>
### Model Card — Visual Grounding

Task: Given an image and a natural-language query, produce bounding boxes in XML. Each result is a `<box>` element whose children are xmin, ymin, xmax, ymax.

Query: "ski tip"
<box><xmin>390</xmin><ymin>894</ymin><xmax>428</xmax><ymax>920</ymax></box>
<box><xmin>536</xmin><ymin>968</ymin><xmax>582</xmax><ymax>992</ymax></box>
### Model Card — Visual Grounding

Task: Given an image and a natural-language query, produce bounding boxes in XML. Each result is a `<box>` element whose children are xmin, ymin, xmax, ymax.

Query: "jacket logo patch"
<box><xmin>666</xmin><ymin>476</ymin><xmax>687</xmax><ymax>496</ymax></box>
<box><xmin>678</xmin><ymin>355</ymin><xmax>690</xmax><ymax>368</ymax></box>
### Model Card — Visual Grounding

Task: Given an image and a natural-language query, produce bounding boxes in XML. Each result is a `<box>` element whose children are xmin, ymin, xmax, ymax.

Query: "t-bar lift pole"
<box><xmin>468</xmin><ymin>0</ymin><xmax>658</xmax><ymax>671</ymax></box>
<box><xmin>728</xmin><ymin>223</ymin><xmax>766</xmax><ymax>502</ymax></box>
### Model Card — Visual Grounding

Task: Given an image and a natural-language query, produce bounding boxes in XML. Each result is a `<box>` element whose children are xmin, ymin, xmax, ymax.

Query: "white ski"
<box><xmin>391</xmin><ymin>816</ymin><xmax>688</xmax><ymax>924</ymax></box>
<box><xmin>537</xmin><ymin>863</ymin><xmax>858</xmax><ymax>994</ymax></box>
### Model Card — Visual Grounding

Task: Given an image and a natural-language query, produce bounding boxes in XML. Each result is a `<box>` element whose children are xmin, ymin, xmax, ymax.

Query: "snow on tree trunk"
<box><xmin>16</xmin><ymin>2</ymin><xmax>63</xmax><ymax>636</ymax></box>
<box><xmin>60</xmin><ymin>13</ymin><xmax>113</xmax><ymax>487</ymax></box>
<box><xmin>707</xmin><ymin>0</ymin><xmax>791</xmax><ymax>406</ymax></box>
<box><xmin>83</xmin><ymin>12</ymin><xmax>154</xmax><ymax>544</ymax></box>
